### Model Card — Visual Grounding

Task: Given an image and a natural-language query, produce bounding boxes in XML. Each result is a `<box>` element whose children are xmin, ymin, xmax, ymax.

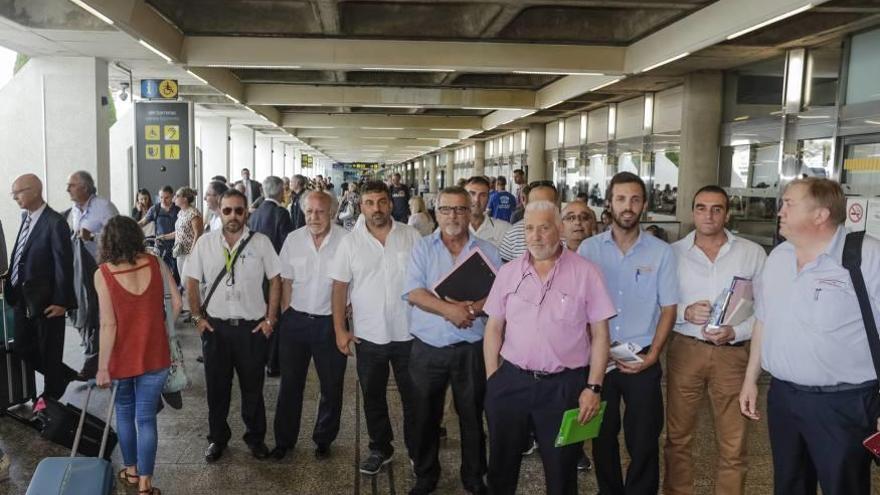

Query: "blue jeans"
<box><xmin>115</xmin><ymin>368</ymin><xmax>169</xmax><ymax>476</ymax></box>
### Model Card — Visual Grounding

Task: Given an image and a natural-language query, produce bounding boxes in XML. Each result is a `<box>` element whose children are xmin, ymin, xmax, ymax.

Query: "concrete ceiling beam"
<box><xmin>282</xmin><ymin>113</ymin><xmax>483</xmax><ymax>130</ymax></box>
<box><xmin>295</xmin><ymin>128</ymin><xmax>463</xmax><ymax>139</ymax></box>
<box><xmin>78</xmin><ymin>0</ymin><xmax>183</xmax><ymax>62</ymax></box>
<box><xmin>183</xmin><ymin>37</ymin><xmax>626</xmax><ymax>74</ymax></box>
<box><xmin>245</xmin><ymin>84</ymin><xmax>536</xmax><ymax>109</ymax></box>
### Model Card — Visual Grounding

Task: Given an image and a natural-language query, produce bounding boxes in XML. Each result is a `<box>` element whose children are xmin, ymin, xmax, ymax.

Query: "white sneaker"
<box><xmin>0</xmin><ymin>452</ymin><xmax>10</xmax><ymax>482</ymax></box>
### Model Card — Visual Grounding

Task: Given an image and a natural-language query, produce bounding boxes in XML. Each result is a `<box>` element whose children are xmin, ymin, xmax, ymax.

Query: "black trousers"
<box><xmin>355</xmin><ymin>339</ymin><xmax>417</xmax><ymax>457</ymax></box>
<box><xmin>593</xmin><ymin>362</ymin><xmax>664</xmax><ymax>495</ymax></box>
<box><xmin>485</xmin><ymin>361</ymin><xmax>587</xmax><ymax>495</ymax></box>
<box><xmin>203</xmin><ymin>318</ymin><xmax>268</xmax><ymax>446</ymax></box>
<box><xmin>409</xmin><ymin>338</ymin><xmax>486</xmax><ymax>489</ymax></box>
<box><xmin>273</xmin><ymin>310</ymin><xmax>347</xmax><ymax>449</ymax></box>
<box><xmin>13</xmin><ymin>305</ymin><xmax>75</xmax><ymax>400</ymax></box>
<box><xmin>767</xmin><ymin>378</ymin><xmax>880</xmax><ymax>495</ymax></box>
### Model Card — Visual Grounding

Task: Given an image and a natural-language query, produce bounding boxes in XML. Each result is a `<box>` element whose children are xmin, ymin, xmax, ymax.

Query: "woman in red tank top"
<box><xmin>94</xmin><ymin>216</ymin><xmax>181</xmax><ymax>495</ymax></box>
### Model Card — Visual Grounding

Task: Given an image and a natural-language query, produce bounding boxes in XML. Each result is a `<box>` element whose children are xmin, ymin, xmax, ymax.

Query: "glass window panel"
<box><xmin>842</xmin><ymin>140</ymin><xmax>880</xmax><ymax>195</ymax></box>
<box><xmin>723</xmin><ymin>56</ymin><xmax>786</xmax><ymax>122</ymax></box>
<box><xmin>804</xmin><ymin>45</ymin><xmax>840</xmax><ymax>109</ymax></box>
<box><xmin>846</xmin><ymin>28</ymin><xmax>880</xmax><ymax>105</ymax></box>
<box><xmin>798</xmin><ymin>138</ymin><xmax>833</xmax><ymax>179</ymax></box>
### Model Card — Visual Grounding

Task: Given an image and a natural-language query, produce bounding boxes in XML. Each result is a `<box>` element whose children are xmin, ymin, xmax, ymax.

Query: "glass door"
<box><xmin>841</xmin><ymin>135</ymin><xmax>880</xmax><ymax>196</ymax></box>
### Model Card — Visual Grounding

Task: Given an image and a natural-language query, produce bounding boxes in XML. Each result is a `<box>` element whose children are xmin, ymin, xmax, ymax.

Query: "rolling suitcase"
<box><xmin>1</xmin><ymin>289</ymin><xmax>38</xmax><ymax>413</ymax></box>
<box><xmin>26</xmin><ymin>383</ymin><xmax>117</xmax><ymax>495</ymax></box>
<box><xmin>38</xmin><ymin>394</ymin><xmax>118</xmax><ymax>460</ymax></box>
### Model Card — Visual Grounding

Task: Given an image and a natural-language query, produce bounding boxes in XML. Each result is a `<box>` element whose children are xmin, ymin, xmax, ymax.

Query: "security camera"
<box><xmin>119</xmin><ymin>82</ymin><xmax>130</xmax><ymax>101</ymax></box>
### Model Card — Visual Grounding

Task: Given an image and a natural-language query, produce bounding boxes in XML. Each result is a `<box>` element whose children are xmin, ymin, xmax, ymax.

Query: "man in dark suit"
<box><xmin>289</xmin><ymin>175</ymin><xmax>307</xmax><ymax>231</ymax></box>
<box><xmin>249</xmin><ymin>175</ymin><xmax>294</xmax><ymax>377</ymax></box>
<box><xmin>5</xmin><ymin>174</ymin><xmax>78</xmax><ymax>400</ymax></box>
<box><xmin>237</xmin><ymin>168</ymin><xmax>263</xmax><ymax>206</ymax></box>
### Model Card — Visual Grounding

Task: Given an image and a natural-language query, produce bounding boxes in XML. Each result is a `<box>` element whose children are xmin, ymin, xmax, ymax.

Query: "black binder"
<box><xmin>432</xmin><ymin>248</ymin><xmax>497</xmax><ymax>302</ymax></box>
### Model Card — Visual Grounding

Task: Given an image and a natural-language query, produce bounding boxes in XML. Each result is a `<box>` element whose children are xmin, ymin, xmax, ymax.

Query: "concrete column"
<box><xmin>445</xmin><ymin>151</ymin><xmax>455</xmax><ymax>188</ymax></box>
<box><xmin>473</xmin><ymin>141</ymin><xmax>486</xmax><ymax>177</ymax></box>
<box><xmin>429</xmin><ymin>155</ymin><xmax>439</xmax><ymax>193</ymax></box>
<box><xmin>677</xmin><ymin>71</ymin><xmax>723</xmax><ymax>231</ymax></box>
<box><xmin>199</xmin><ymin>116</ymin><xmax>230</xmax><ymax>188</ymax></box>
<box><xmin>271</xmin><ymin>138</ymin><xmax>285</xmax><ymax>177</ymax></box>
<box><xmin>230</xmin><ymin>126</ymin><xmax>256</xmax><ymax>179</ymax></box>
<box><xmin>527</xmin><ymin>123</ymin><xmax>546</xmax><ymax>182</ymax></box>
<box><xmin>254</xmin><ymin>135</ymin><xmax>273</xmax><ymax>179</ymax></box>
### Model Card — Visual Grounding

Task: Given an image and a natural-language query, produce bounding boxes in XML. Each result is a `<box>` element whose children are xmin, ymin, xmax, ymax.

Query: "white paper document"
<box><xmin>606</xmin><ymin>342</ymin><xmax>644</xmax><ymax>373</ymax></box>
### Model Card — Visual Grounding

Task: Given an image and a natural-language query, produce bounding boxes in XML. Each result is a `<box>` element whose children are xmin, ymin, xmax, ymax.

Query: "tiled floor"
<box><xmin>0</xmin><ymin>321</ymin><xmax>841</xmax><ymax>494</ymax></box>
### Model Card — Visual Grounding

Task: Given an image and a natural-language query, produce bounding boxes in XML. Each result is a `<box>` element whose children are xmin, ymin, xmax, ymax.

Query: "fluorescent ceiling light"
<box><xmin>139</xmin><ymin>39</ymin><xmax>173</xmax><ymax>63</ymax></box>
<box><xmin>69</xmin><ymin>0</ymin><xmax>114</xmax><ymax>25</ymax></box>
<box><xmin>591</xmin><ymin>78</ymin><xmax>622</xmax><ymax>92</ymax></box>
<box><xmin>726</xmin><ymin>4</ymin><xmax>813</xmax><ymax>40</ymax></box>
<box><xmin>205</xmin><ymin>64</ymin><xmax>302</xmax><ymax>69</ymax></box>
<box><xmin>185</xmin><ymin>70</ymin><xmax>208</xmax><ymax>85</ymax></box>
<box><xmin>225</xmin><ymin>94</ymin><xmax>241</xmax><ymax>104</ymax></box>
<box><xmin>640</xmin><ymin>52</ymin><xmax>690</xmax><ymax>73</ymax></box>
<box><xmin>362</xmin><ymin>68</ymin><xmax>455</xmax><ymax>73</ymax></box>
<box><xmin>865</xmin><ymin>120</ymin><xmax>880</xmax><ymax>126</ymax></box>
<box><xmin>430</xmin><ymin>128</ymin><xmax>463</xmax><ymax>132</ymax></box>
<box><xmin>361</xmin><ymin>127</ymin><xmax>405</xmax><ymax>130</ymax></box>
<box><xmin>797</xmin><ymin>115</ymin><xmax>829</xmax><ymax>119</ymax></box>
<box><xmin>361</xmin><ymin>104</ymin><xmax>423</xmax><ymax>109</ymax></box>
<box><xmin>733</xmin><ymin>115</ymin><xmax>750</xmax><ymax>121</ymax></box>
<box><xmin>464</xmin><ymin>107</ymin><xmax>525</xmax><ymax>111</ymax></box>
<box><xmin>362</xmin><ymin>137</ymin><xmax>397</xmax><ymax>140</ymax></box>
<box><xmin>513</xmin><ymin>71</ymin><xmax>605</xmax><ymax>76</ymax></box>
<box><xmin>309</xmin><ymin>136</ymin><xmax>339</xmax><ymax>139</ymax></box>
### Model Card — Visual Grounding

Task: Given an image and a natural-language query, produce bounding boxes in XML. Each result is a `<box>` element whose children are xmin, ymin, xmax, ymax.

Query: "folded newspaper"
<box><xmin>606</xmin><ymin>342</ymin><xmax>644</xmax><ymax>373</ymax></box>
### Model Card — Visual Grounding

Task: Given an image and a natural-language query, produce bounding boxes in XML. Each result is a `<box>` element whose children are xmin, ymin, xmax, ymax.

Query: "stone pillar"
<box><xmin>230</xmin><ymin>126</ymin><xmax>256</xmax><ymax>179</ymax></box>
<box><xmin>527</xmin><ymin>123</ymin><xmax>546</xmax><ymax>182</ymax></box>
<box><xmin>473</xmin><ymin>141</ymin><xmax>486</xmax><ymax>177</ymax></box>
<box><xmin>429</xmin><ymin>155</ymin><xmax>439</xmax><ymax>193</ymax></box>
<box><xmin>445</xmin><ymin>150</ymin><xmax>455</xmax><ymax>188</ymax></box>
<box><xmin>199</xmin><ymin>116</ymin><xmax>230</xmax><ymax>188</ymax></box>
<box><xmin>677</xmin><ymin>71</ymin><xmax>723</xmax><ymax>232</ymax></box>
<box><xmin>254</xmin><ymin>135</ymin><xmax>273</xmax><ymax>179</ymax></box>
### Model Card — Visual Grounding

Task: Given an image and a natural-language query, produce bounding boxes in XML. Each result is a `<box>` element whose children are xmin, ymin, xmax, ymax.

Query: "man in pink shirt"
<box><xmin>483</xmin><ymin>200</ymin><xmax>615</xmax><ymax>495</ymax></box>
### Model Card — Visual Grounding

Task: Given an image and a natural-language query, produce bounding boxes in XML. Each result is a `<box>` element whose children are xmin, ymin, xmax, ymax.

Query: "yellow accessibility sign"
<box><xmin>145</xmin><ymin>125</ymin><xmax>160</xmax><ymax>141</ymax></box>
<box><xmin>164</xmin><ymin>125</ymin><xmax>179</xmax><ymax>141</ymax></box>
<box><xmin>145</xmin><ymin>144</ymin><xmax>161</xmax><ymax>160</ymax></box>
<box><xmin>159</xmin><ymin>79</ymin><xmax>178</xmax><ymax>99</ymax></box>
<box><xmin>164</xmin><ymin>144</ymin><xmax>180</xmax><ymax>160</ymax></box>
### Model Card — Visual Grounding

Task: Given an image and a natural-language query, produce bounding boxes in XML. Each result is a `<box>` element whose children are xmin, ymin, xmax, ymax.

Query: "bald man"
<box><xmin>561</xmin><ymin>202</ymin><xmax>598</xmax><ymax>252</ymax></box>
<box><xmin>5</xmin><ymin>174</ymin><xmax>78</xmax><ymax>400</ymax></box>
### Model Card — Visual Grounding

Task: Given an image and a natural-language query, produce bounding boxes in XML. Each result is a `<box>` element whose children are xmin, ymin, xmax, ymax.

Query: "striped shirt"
<box><xmin>498</xmin><ymin>220</ymin><xmax>526</xmax><ymax>262</ymax></box>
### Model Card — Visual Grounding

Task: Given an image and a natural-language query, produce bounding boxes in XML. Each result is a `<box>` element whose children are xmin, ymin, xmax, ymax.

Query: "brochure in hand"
<box><xmin>555</xmin><ymin>401</ymin><xmax>607</xmax><ymax>447</ymax></box>
<box><xmin>706</xmin><ymin>276</ymin><xmax>754</xmax><ymax>332</ymax></box>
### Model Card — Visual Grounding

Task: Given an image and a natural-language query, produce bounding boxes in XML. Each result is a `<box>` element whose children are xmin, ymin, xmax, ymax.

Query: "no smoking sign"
<box><xmin>849</xmin><ymin>202</ymin><xmax>864</xmax><ymax>223</ymax></box>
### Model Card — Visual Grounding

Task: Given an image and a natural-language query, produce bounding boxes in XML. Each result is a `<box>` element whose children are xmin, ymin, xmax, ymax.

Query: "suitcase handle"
<box><xmin>71</xmin><ymin>382</ymin><xmax>117</xmax><ymax>459</ymax></box>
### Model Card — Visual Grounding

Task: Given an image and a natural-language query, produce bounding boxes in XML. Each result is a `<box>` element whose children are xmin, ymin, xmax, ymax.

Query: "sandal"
<box><xmin>118</xmin><ymin>468</ymin><xmax>138</xmax><ymax>486</ymax></box>
<box><xmin>139</xmin><ymin>489</ymin><xmax>161</xmax><ymax>495</ymax></box>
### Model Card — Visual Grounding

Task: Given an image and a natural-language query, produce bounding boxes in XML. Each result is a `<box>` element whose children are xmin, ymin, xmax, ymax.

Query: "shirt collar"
<box><xmin>517</xmin><ymin>244</ymin><xmax>567</xmax><ymax>276</ymax></box>
<box><xmin>75</xmin><ymin>194</ymin><xmax>96</xmax><ymax>213</ymax></box>
<box><xmin>220</xmin><ymin>227</ymin><xmax>251</xmax><ymax>251</ymax></box>
<box><xmin>684</xmin><ymin>228</ymin><xmax>736</xmax><ymax>251</ymax></box>
<box><xmin>24</xmin><ymin>202</ymin><xmax>47</xmax><ymax>222</ymax></box>
<box><xmin>822</xmin><ymin>225</ymin><xmax>848</xmax><ymax>262</ymax></box>
<box><xmin>264</xmin><ymin>198</ymin><xmax>279</xmax><ymax>206</ymax></box>
<box><xmin>429</xmin><ymin>229</ymin><xmax>479</xmax><ymax>250</ymax></box>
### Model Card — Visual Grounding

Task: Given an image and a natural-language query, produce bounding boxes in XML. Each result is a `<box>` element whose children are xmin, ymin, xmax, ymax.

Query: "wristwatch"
<box><xmin>585</xmin><ymin>383</ymin><xmax>603</xmax><ymax>394</ymax></box>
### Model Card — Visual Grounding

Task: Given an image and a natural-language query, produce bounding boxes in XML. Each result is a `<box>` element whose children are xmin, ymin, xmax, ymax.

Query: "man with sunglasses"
<box><xmin>185</xmin><ymin>189</ymin><xmax>282</xmax><ymax>463</ymax></box>
<box><xmin>403</xmin><ymin>186</ymin><xmax>502</xmax><ymax>494</ymax></box>
<box><xmin>484</xmin><ymin>200</ymin><xmax>614</xmax><ymax>494</ymax></box>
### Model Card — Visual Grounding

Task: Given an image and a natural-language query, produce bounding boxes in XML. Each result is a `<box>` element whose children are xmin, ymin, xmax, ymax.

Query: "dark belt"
<box><xmin>680</xmin><ymin>334</ymin><xmax>747</xmax><ymax>348</ymax></box>
<box><xmin>291</xmin><ymin>309</ymin><xmax>332</xmax><ymax>320</ymax></box>
<box><xmin>215</xmin><ymin>318</ymin><xmax>260</xmax><ymax>327</ymax></box>
<box><xmin>777</xmin><ymin>378</ymin><xmax>879</xmax><ymax>394</ymax></box>
<box><xmin>508</xmin><ymin>362</ymin><xmax>585</xmax><ymax>381</ymax></box>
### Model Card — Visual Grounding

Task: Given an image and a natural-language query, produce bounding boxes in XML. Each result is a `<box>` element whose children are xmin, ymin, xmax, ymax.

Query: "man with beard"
<box><xmin>185</xmin><ymin>189</ymin><xmax>282</xmax><ymax>462</ymax></box>
<box><xmin>272</xmin><ymin>191</ymin><xmax>348</xmax><ymax>461</ymax></box>
<box><xmin>578</xmin><ymin>172</ymin><xmax>678</xmax><ymax>495</ymax></box>
<box><xmin>464</xmin><ymin>176</ymin><xmax>510</xmax><ymax>247</ymax></box>
<box><xmin>484</xmin><ymin>200</ymin><xmax>614</xmax><ymax>494</ymax></box>
<box><xmin>403</xmin><ymin>186</ymin><xmax>501</xmax><ymax>494</ymax></box>
<box><xmin>329</xmin><ymin>181</ymin><xmax>422</xmax><ymax>475</ymax></box>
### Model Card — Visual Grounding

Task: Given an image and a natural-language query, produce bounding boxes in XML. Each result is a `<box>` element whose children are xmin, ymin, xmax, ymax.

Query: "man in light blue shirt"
<box><xmin>578</xmin><ymin>172</ymin><xmax>677</xmax><ymax>495</ymax></box>
<box><xmin>404</xmin><ymin>186</ymin><xmax>501</xmax><ymax>495</ymax></box>
<box><xmin>66</xmin><ymin>170</ymin><xmax>119</xmax><ymax>258</ymax></box>
<box><xmin>739</xmin><ymin>178</ymin><xmax>880</xmax><ymax>495</ymax></box>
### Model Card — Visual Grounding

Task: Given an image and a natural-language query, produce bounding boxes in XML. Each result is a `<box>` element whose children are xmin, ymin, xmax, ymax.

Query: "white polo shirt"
<box><xmin>279</xmin><ymin>224</ymin><xmax>347</xmax><ymax>316</ymax></box>
<box><xmin>328</xmin><ymin>220</ymin><xmax>421</xmax><ymax>344</ymax></box>
<box><xmin>470</xmin><ymin>216</ymin><xmax>511</xmax><ymax>248</ymax></box>
<box><xmin>184</xmin><ymin>227</ymin><xmax>281</xmax><ymax>320</ymax></box>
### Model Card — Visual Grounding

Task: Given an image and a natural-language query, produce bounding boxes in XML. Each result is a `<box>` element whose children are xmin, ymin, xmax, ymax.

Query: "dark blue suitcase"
<box><xmin>26</xmin><ymin>384</ymin><xmax>116</xmax><ymax>495</ymax></box>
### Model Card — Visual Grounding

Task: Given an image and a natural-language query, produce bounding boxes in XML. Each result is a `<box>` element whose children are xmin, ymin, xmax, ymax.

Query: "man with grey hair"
<box><xmin>484</xmin><ymin>199</ymin><xmax>614</xmax><ymax>494</ymax></box>
<box><xmin>249</xmin><ymin>175</ymin><xmax>295</xmax><ymax>377</ymax></box>
<box><xmin>289</xmin><ymin>175</ymin><xmax>307</xmax><ymax>230</ymax></box>
<box><xmin>66</xmin><ymin>170</ymin><xmax>119</xmax><ymax>258</ymax></box>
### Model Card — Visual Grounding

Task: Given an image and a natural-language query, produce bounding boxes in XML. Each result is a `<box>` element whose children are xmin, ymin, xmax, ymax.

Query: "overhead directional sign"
<box><xmin>141</xmin><ymin>79</ymin><xmax>179</xmax><ymax>100</ymax></box>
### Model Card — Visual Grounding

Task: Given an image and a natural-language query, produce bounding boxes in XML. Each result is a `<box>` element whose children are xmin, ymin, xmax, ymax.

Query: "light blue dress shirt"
<box><xmin>756</xmin><ymin>226</ymin><xmax>880</xmax><ymax>386</ymax></box>
<box><xmin>403</xmin><ymin>231</ymin><xmax>502</xmax><ymax>347</ymax></box>
<box><xmin>69</xmin><ymin>195</ymin><xmax>119</xmax><ymax>258</ymax></box>
<box><xmin>578</xmin><ymin>229</ymin><xmax>678</xmax><ymax>348</ymax></box>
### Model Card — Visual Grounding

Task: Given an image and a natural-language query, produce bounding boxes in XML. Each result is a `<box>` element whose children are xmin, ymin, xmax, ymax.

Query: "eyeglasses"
<box><xmin>437</xmin><ymin>206</ymin><xmax>469</xmax><ymax>216</ymax></box>
<box><xmin>221</xmin><ymin>207</ymin><xmax>246</xmax><ymax>216</ymax></box>
<box><xmin>9</xmin><ymin>186</ymin><xmax>32</xmax><ymax>197</ymax></box>
<box><xmin>563</xmin><ymin>213</ymin><xmax>595</xmax><ymax>223</ymax></box>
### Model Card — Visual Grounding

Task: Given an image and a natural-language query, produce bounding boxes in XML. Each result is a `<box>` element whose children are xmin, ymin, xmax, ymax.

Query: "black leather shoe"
<box><xmin>270</xmin><ymin>446</ymin><xmax>288</xmax><ymax>460</ymax></box>
<box><xmin>249</xmin><ymin>442</ymin><xmax>270</xmax><ymax>460</ymax></box>
<box><xmin>204</xmin><ymin>442</ymin><xmax>225</xmax><ymax>463</ymax></box>
<box><xmin>266</xmin><ymin>367</ymin><xmax>280</xmax><ymax>378</ymax></box>
<box><xmin>314</xmin><ymin>444</ymin><xmax>330</xmax><ymax>460</ymax></box>
<box><xmin>464</xmin><ymin>482</ymin><xmax>488</xmax><ymax>495</ymax></box>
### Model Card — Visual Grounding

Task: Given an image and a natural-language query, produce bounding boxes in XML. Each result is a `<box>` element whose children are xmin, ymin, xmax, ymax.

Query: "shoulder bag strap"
<box><xmin>842</xmin><ymin>231</ymin><xmax>880</xmax><ymax>382</ymax></box>
<box><xmin>200</xmin><ymin>232</ymin><xmax>254</xmax><ymax>317</ymax></box>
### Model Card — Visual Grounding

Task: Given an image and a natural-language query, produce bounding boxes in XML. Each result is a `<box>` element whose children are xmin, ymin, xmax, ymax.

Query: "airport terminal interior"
<box><xmin>2</xmin><ymin>0</ymin><xmax>880</xmax><ymax>493</ymax></box>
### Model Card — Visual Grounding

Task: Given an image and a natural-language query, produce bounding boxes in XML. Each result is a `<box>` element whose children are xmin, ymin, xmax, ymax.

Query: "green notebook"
<box><xmin>554</xmin><ymin>402</ymin><xmax>607</xmax><ymax>447</ymax></box>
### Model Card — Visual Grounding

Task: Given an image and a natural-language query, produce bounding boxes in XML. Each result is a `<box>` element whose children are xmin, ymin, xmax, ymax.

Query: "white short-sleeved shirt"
<box><xmin>184</xmin><ymin>228</ymin><xmax>281</xmax><ymax>320</ymax></box>
<box><xmin>471</xmin><ymin>216</ymin><xmax>511</xmax><ymax>248</ymax></box>
<box><xmin>279</xmin><ymin>224</ymin><xmax>347</xmax><ymax>315</ymax></box>
<box><xmin>328</xmin><ymin>220</ymin><xmax>422</xmax><ymax>344</ymax></box>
